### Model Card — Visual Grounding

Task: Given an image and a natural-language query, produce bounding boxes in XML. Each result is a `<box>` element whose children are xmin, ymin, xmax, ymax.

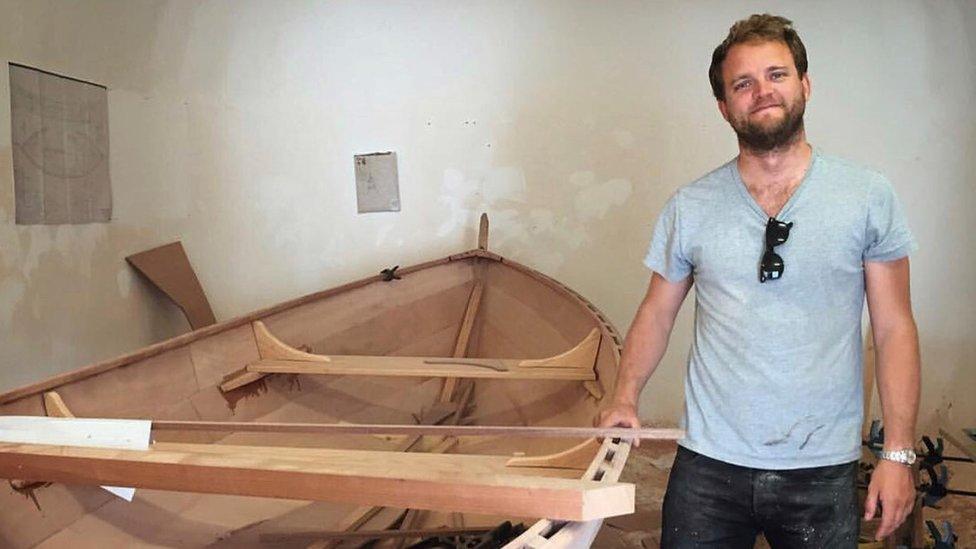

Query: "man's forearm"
<box><xmin>874</xmin><ymin>320</ymin><xmax>921</xmax><ymax>449</ymax></box>
<box><xmin>611</xmin><ymin>305</ymin><xmax>677</xmax><ymax>406</ymax></box>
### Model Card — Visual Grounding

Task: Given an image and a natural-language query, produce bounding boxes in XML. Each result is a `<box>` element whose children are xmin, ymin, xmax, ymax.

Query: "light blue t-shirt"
<box><xmin>644</xmin><ymin>150</ymin><xmax>917</xmax><ymax>469</ymax></box>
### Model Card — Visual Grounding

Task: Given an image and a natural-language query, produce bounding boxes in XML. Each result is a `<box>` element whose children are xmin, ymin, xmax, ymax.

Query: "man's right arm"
<box><xmin>597</xmin><ymin>272</ymin><xmax>692</xmax><ymax>445</ymax></box>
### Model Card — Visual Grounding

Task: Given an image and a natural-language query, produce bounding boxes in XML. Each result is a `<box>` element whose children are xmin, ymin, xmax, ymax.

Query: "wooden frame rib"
<box><xmin>0</xmin><ymin>441</ymin><xmax>634</xmax><ymax>521</ymax></box>
<box><xmin>505</xmin><ymin>438</ymin><xmax>602</xmax><ymax>470</ymax></box>
<box><xmin>519</xmin><ymin>329</ymin><xmax>600</xmax><ymax>370</ymax></box>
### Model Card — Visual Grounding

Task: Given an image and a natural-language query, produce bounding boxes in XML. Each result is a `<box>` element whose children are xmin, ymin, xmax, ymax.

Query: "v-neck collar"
<box><xmin>731</xmin><ymin>148</ymin><xmax>819</xmax><ymax>221</ymax></box>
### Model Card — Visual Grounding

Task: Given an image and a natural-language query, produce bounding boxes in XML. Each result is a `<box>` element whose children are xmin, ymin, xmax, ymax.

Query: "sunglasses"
<box><xmin>760</xmin><ymin>217</ymin><xmax>793</xmax><ymax>283</ymax></box>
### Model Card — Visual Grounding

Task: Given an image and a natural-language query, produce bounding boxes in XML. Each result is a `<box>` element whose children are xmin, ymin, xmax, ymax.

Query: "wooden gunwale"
<box><xmin>0</xmin><ymin>249</ymin><xmax>622</xmax><ymax>406</ymax></box>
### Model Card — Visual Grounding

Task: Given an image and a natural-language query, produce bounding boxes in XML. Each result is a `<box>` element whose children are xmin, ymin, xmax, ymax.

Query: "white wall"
<box><xmin>0</xmin><ymin>1</ymin><xmax>972</xmax><ymax>434</ymax></box>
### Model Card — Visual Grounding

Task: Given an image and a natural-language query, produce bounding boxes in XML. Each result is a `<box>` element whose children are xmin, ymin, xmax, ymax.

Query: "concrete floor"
<box><xmin>591</xmin><ymin>441</ymin><xmax>976</xmax><ymax>549</ymax></box>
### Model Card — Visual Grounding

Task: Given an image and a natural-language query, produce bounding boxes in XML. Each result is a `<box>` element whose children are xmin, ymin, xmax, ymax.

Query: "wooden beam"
<box><xmin>149</xmin><ymin>419</ymin><xmax>685</xmax><ymax>441</ymax></box>
<box><xmin>242</xmin><ymin>357</ymin><xmax>595</xmax><ymax>381</ymax></box>
<box><xmin>0</xmin><ymin>441</ymin><xmax>634</xmax><ymax>521</ymax></box>
<box><xmin>126</xmin><ymin>241</ymin><xmax>216</xmax><ymax>330</ymax></box>
<box><xmin>439</xmin><ymin>281</ymin><xmax>484</xmax><ymax>402</ymax></box>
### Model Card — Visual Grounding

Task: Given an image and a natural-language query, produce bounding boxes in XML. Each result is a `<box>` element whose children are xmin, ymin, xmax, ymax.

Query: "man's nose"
<box><xmin>754</xmin><ymin>78</ymin><xmax>774</xmax><ymax>97</ymax></box>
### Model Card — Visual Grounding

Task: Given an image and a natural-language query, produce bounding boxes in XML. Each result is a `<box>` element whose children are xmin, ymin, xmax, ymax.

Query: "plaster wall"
<box><xmin>0</xmin><ymin>1</ymin><xmax>972</xmax><ymax>434</ymax></box>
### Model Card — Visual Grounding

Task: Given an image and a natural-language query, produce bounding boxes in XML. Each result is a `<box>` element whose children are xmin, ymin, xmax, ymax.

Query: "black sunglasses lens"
<box><xmin>760</xmin><ymin>250</ymin><xmax>784</xmax><ymax>283</ymax></box>
<box><xmin>765</xmin><ymin>219</ymin><xmax>793</xmax><ymax>247</ymax></box>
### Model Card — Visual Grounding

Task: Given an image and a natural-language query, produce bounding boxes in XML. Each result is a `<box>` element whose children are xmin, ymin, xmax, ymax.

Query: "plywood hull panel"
<box><xmin>0</xmin><ymin>250</ymin><xmax>627</xmax><ymax>548</ymax></box>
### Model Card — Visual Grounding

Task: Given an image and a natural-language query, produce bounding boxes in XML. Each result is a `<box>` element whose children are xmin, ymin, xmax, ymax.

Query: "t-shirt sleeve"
<box><xmin>643</xmin><ymin>192</ymin><xmax>693</xmax><ymax>281</ymax></box>
<box><xmin>863</xmin><ymin>177</ymin><xmax>918</xmax><ymax>262</ymax></box>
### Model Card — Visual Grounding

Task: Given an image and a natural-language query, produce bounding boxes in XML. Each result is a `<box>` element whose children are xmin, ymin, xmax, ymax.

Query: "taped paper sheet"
<box><xmin>0</xmin><ymin>416</ymin><xmax>151</xmax><ymax>501</ymax></box>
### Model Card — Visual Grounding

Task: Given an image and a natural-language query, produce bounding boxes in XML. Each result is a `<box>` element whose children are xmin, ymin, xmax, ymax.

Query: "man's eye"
<box><xmin>734</xmin><ymin>81</ymin><xmax>751</xmax><ymax>91</ymax></box>
<box><xmin>771</xmin><ymin>72</ymin><xmax>787</xmax><ymax>80</ymax></box>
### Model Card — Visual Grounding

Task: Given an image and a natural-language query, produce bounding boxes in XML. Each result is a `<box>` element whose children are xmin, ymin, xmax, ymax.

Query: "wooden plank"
<box><xmin>126</xmin><ymin>241</ymin><xmax>216</xmax><ymax>330</ymax></box>
<box><xmin>237</xmin><ymin>357</ymin><xmax>595</xmax><ymax>384</ymax></box>
<box><xmin>439</xmin><ymin>281</ymin><xmax>484</xmax><ymax>402</ymax></box>
<box><xmin>0</xmin><ymin>441</ymin><xmax>634</xmax><ymax>521</ymax></box>
<box><xmin>149</xmin><ymin>419</ymin><xmax>684</xmax><ymax>441</ymax></box>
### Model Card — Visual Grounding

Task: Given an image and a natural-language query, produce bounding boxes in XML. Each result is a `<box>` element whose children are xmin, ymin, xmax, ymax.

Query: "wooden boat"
<box><xmin>0</xmin><ymin>215</ymin><xmax>648</xmax><ymax>548</ymax></box>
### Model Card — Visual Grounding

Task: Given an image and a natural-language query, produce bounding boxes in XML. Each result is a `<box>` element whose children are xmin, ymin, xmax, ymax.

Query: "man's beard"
<box><xmin>731</xmin><ymin>98</ymin><xmax>806</xmax><ymax>152</ymax></box>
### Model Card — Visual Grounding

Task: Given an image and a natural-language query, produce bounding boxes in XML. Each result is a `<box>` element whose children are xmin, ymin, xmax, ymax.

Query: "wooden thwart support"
<box><xmin>0</xmin><ymin>441</ymin><xmax>634</xmax><ymax>521</ymax></box>
<box><xmin>220</xmin><ymin>322</ymin><xmax>601</xmax><ymax>392</ymax></box>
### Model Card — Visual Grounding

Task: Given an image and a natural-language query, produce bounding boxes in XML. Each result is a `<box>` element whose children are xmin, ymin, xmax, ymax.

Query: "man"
<box><xmin>599</xmin><ymin>14</ymin><xmax>920</xmax><ymax>547</ymax></box>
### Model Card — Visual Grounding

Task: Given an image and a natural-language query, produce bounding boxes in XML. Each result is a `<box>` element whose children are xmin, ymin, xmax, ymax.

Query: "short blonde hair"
<box><xmin>709</xmin><ymin>14</ymin><xmax>808</xmax><ymax>101</ymax></box>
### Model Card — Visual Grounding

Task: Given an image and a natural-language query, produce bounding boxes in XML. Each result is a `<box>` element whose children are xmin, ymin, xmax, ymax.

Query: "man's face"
<box><xmin>717</xmin><ymin>40</ymin><xmax>811</xmax><ymax>151</ymax></box>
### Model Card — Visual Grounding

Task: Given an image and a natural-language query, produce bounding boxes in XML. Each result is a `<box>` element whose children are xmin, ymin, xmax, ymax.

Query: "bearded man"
<box><xmin>599</xmin><ymin>14</ymin><xmax>920</xmax><ymax>548</ymax></box>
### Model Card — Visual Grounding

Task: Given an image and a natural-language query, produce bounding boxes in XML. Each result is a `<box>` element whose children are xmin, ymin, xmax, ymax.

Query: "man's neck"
<box><xmin>737</xmin><ymin>134</ymin><xmax>812</xmax><ymax>192</ymax></box>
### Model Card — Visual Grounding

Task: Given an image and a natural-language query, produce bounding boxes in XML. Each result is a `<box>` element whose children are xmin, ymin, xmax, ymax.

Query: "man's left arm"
<box><xmin>863</xmin><ymin>256</ymin><xmax>921</xmax><ymax>540</ymax></box>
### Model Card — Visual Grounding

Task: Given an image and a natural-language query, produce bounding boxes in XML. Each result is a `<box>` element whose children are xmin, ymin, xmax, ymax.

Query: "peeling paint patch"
<box><xmin>483</xmin><ymin>167</ymin><xmax>526</xmax><ymax>203</ymax></box>
<box><xmin>436</xmin><ymin>168</ymin><xmax>480</xmax><ymax>237</ymax></box>
<box><xmin>574</xmin><ymin>178</ymin><xmax>632</xmax><ymax>219</ymax></box>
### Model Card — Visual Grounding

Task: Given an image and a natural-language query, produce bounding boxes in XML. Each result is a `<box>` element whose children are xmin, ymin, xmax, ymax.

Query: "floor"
<box><xmin>591</xmin><ymin>441</ymin><xmax>976</xmax><ymax>549</ymax></box>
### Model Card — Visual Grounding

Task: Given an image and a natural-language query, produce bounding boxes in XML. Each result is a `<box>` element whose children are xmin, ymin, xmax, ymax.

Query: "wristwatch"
<box><xmin>879</xmin><ymin>448</ymin><xmax>917</xmax><ymax>466</ymax></box>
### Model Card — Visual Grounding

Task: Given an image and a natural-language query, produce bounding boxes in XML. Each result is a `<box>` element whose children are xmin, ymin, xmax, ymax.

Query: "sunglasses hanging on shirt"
<box><xmin>760</xmin><ymin>217</ymin><xmax>793</xmax><ymax>283</ymax></box>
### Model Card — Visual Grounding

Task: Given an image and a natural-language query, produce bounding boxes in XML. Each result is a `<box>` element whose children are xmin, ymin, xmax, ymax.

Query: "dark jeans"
<box><xmin>661</xmin><ymin>446</ymin><xmax>858</xmax><ymax>548</ymax></box>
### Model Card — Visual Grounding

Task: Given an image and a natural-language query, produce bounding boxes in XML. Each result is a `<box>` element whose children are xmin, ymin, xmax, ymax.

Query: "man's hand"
<box><xmin>864</xmin><ymin>459</ymin><xmax>916</xmax><ymax>540</ymax></box>
<box><xmin>597</xmin><ymin>401</ymin><xmax>642</xmax><ymax>447</ymax></box>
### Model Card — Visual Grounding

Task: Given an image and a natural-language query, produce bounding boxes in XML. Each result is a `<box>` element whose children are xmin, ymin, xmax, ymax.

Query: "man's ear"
<box><xmin>801</xmin><ymin>73</ymin><xmax>812</xmax><ymax>101</ymax></box>
<box><xmin>717</xmin><ymin>99</ymin><xmax>730</xmax><ymax>122</ymax></box>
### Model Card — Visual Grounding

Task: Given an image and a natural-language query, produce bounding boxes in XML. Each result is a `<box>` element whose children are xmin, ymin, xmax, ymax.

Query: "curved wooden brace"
<box><xmin>518</xmin><ymin>328</ymin><xmax>601</xmax><ymax>370</ymax></box>
<box><xmin>505</xmin><ymin>438</ymin><xmax>601</xmax><ymax>470</ymax></box>
<box><xmin>253</xmin><ymin>320</ymin><xmax>331</xmax><ymax>362</ymax></box>
<box><xmin>43</xmin><ymin>391</ymin><xmax>74</xmax><ymax>418</ymax></box>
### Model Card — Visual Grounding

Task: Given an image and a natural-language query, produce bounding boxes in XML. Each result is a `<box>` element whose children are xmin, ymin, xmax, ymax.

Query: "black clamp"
<box><xmin>920</xmin><ymin>463</ymin><xmax>949</xmax><ymax>508</ymax></box>
<box><xmin>920</xmin><ymin>435</ymin><xmax>945</xmax><ymax>467</ymax></box>
<box><xmin>865</xmin><ymin>419</ymin><xmax>885</xmax><ymax>458</ymax></box>
<box><xmin>380</xmin><ymin>265</ymin><xmax>401</xmax><ymax>282</ymax></box>
<box><xmin>926</xmin><ymin>520</ymin><xmax>957</xmax><ymax>549</ymax></box>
